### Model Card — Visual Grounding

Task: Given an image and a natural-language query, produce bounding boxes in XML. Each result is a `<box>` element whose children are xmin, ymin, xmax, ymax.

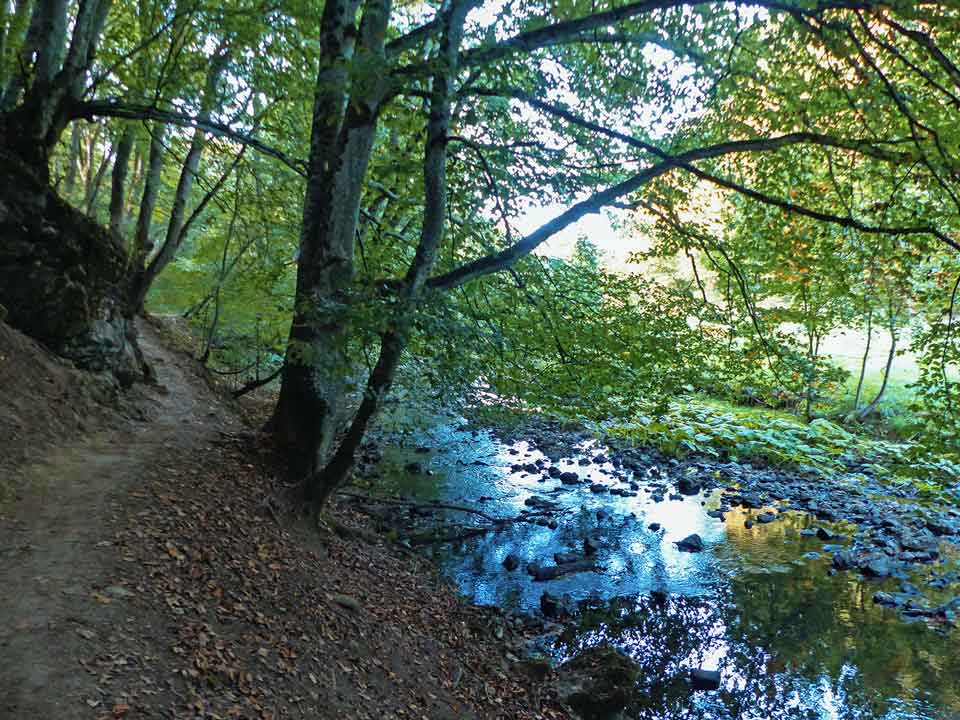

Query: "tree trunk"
<box><xmin>304</xmin><ymin>0</ymin><xmax>472</xmax><ymax>508</ymax></box>
<box><xmin>858</xmin><ymin>312</ymin><xmax>898</xmax><ymax>421</ymax></box>
<box><xmin>132</xmin><ymin>126</ymin><xmax>165</xmax><ymax>268</ymax></box>
<box><xmin>109</xmin><ymin>126</ymin><xmax>134</xmax><ymax>235</ymax></box>
<box><xmin>0</xmin><ymin>0</ymin><xmax>33</xmax><ymax>110</ymax></box>
<box><xmin>200</xmin><ymin>185</ymin><xmax>240</xmax><ymax>364</ymax></box>
<box><xmin>63</xmin><ymin>121</ymin><xmax>82</xmax><ymax>196</ymax></box>
<box><xmin>271</xmin><ymin>0</ymin><xmax>391</xmax><ymax>482</ymax></box>
<box><xmin>84</xmin><ymin>141</ymin><xmax>115</xmax><ymax>215</ymax></box>
<box><xmin>129</xmin><ymin>48</ymin><xmax>229</xmax><ymax>311</ymax></box>
<box><xmin>0</xmin><ymin>0</ymin><xmax>111</xmax><ymax>173</ymax></box>
<box><xmin>853</xmin><ymin>305</ymin><xmax>873</xmax><ymax>413</ymax></box>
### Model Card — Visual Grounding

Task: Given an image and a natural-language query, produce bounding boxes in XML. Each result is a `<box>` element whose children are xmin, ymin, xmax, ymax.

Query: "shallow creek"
<box><xmin>371</xmin><ymin>422</ymin><xmax>960</xmax><ymax>720</ymax></box>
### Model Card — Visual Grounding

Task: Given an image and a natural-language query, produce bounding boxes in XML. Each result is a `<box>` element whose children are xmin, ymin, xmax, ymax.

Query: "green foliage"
<box><xmin>8</xmin><ymin>0</ymin><xmax>960</xmax><ymax>484</ymax></box>
<box><xmin>609</xmin><ymin>399</ymin><xmax>960</xmax><ymax>496</ymax></box>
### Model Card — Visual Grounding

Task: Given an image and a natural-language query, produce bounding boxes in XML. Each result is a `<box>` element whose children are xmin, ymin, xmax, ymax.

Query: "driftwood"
<box><xmin>338</xmin><ymin>491</ymin><xmax>567</xmax><ymax>546</ymax></box>
<box><xmin>533</xmin><ymin>559</ymin><xmax>598</xmax><ymax>581</ymax></box>
<box><xmin>337</xmin><ymin>491</ymin><xmax>503</xmax><ymax>523</ymax></box>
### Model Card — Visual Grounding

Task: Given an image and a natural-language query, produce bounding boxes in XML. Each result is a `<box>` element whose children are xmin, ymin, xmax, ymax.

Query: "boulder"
<box><xmin>675</xmin><ymin>534</ymin><xmax>705</xmax><ymax>553</ymax></box>
<box><xmin>0</xmin><ymin>157</ymin><xmax>144</xmax><ymax>384</ymax></box>
<box><xmin>677</xmin><ymin>476</ymin><xmax>702</xmax><ymax>495</ymax></box>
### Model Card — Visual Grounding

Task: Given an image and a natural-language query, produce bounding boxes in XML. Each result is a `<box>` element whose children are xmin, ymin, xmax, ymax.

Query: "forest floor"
<box><xmin>0</xmin><ymin>319</ymin><xmax>568</xmax><ymax>720</ymax></box>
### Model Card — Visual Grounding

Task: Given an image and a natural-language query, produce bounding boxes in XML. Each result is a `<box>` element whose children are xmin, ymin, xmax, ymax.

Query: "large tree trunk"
<box><xmin>0</xmin><ymin>152</ymin><xmax>144</xmax><ymax>384</ymax></box>
<box><xmin>271</xmin><ymin>0</ymin><xmax>391</xmax><ymax>484</ymax></box>
<box><xmin>0</xmin><ymin>0</ymin><xmax>112</xmax><ymax>174</ymax></box>
<box><xmin>303</xmin><ymin>0</ymin><xmax>472</xmax><ymax>508</ymax></box>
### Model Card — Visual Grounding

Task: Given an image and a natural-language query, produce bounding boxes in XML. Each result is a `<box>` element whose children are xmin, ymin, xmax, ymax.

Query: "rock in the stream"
<box><xmin>540</xmin><ymin>591</ymin><xmax>563</xmax><ymax>618</ymax></box>
<box><xmin>648</xmin><ymin>522</ymin><xmax>661</xmax><ymax>531</ymax></box>
<box><xmin>862</xmin><ymin>555</ymin><xmax>895</xmax><ymax>578</ymax></box>
<box><xmin>756</xmin><ymin>511</ymin><xmax>777</xmax><ymax>524</ymax></box>
<box><xmin>678</xmin><ymin>476</ymin><xmax>703</xmax><ymax>495</ymax></box>
<box><xmin>560</xmin><ymin>471</ymin><xmax>581</xmax><ymax>485</ymax></box>
<box><xmin>554</xmin><ymin>552</ymin><xmax>582</xmax><ymax>565</ymax></box>
<box><xmin>675</xmin><ymin>534</ymin><xmax>705</xmax><ymax>553</ymax></box>
<box><xmin>739</xmin><ymin>493</ymin><xmax>764</xmax><ymax>509</ymax></box>
<box><xmin>650</xmin><ymin>588</ymin><xmax>668</xmax><ymax>604</ymax></box>
<box><xmin>584</xmin><ymin>537</ymin><xmax>599</xmax><ymax>556</ymax></box>
<box><xmin>816</xmin><ymin>527</ymin><xmax>837</xmax><ymax>541</ymax></box>
<box><xmin>502</xmin><ymin>553</ymin><xmax>520</xmax><ymax>571</ymax></box>
<box><xmin>555</xmin><ymin>645</ymin><xmax>640</xmax><ymax>720</ymax></box>
<box><xmin>690</xmin><ymin>668</ymin><xmax>721</xmax><ymax>691</ymax></box>
<box><xmin>548</xmin><ymin>466</ymin><xmax>562</xmax><ymax>478</ymax></box>
<box><xmin>404</xmin><ymin>462</ymin><xmax>424</xmax><ymax>474</ymax></box>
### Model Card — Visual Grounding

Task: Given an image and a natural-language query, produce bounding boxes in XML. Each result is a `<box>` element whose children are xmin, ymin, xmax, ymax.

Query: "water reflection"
<box><xmin>373</xmin><ymin>422</ymin><xmax>960</xmax><ymax>720</ymax></box>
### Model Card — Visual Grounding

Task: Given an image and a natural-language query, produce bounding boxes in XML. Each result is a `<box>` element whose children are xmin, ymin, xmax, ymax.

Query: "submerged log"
<box><xmin>534</xmin><ymin>559</ymin><xmax>598</xmax><ymax>581</ymax></box>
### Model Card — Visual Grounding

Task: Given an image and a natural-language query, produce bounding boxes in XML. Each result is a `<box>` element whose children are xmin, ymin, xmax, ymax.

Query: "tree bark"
<box><xmin>272</xmin><ymin>0</ymin><xmax>392</xmax><ymax>483</ymax></box>
<box><xmin>129</xmin><ymin>47</ymin><xmax>229</xmax><ymax>311</ymax></box>
<box><xmin>132</xmin><ymin>125</ymin><xmax>165</xmax><ymax>269</ymax></box>
<box><xmin>109</xmin><ymin>126</ymin><xmax>134</xmax><ymax>235</ymax></box>
<box><xmin>853</xmin><ymin>305</ymin><xmax>873</xmax><ymax>413</ymax></box>
<box><xmin>304</xmin><ymin>0</ymin><xmax>474</xmax><ymax>508</ymax></box>
<box><xmin>0</xmin><ymin>0</ymin><xmax>112</xmax><ymax>173</ymax></box>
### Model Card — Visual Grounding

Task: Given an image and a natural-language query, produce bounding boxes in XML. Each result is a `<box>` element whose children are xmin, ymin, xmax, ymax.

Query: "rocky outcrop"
<box><xmin>0</xmin><ymin>155</ymin><xmax>144</xmax><ymax>384</ymax></box>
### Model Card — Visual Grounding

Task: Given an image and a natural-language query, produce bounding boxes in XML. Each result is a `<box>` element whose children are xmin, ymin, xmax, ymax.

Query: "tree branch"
<box><xmin>69</xmin><ymin>99</ymin><xmax>307</xmax><ymax>176</ymax></box>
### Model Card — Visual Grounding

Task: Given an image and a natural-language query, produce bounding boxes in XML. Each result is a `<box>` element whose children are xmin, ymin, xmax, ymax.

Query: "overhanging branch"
<box><xmin>69</xmin><ymin>99</ymin><xmax>307</xmax><ymax>176</ymax></box>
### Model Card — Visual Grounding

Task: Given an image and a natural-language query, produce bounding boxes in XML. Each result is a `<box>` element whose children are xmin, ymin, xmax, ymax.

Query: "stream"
<box><xmin>363</xmin><ymin>419</ymin><xmax>960</xmax><ymax>720</ymax></box>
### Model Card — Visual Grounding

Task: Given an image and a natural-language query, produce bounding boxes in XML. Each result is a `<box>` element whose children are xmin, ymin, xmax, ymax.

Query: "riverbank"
<box><xmin>0</xmin><ymin>319</ymin><xmax>568</xmax><ymax>719</ymax></box>
<box><xmin>345</xmin><ymin>414</ymin><xmax>960</xmax><ymax>719</ymax></box>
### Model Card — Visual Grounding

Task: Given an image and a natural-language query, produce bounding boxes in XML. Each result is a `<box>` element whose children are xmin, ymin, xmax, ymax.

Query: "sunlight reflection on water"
<box><xmin>374</xmin><ymin>421</ymin><xmax>960</xmax><ymax>720</ymax></box>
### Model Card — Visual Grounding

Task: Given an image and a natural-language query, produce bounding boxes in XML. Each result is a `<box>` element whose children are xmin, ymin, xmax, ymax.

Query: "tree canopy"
<box><xmin>1</xmin><ymin>0</ymin><xmax>959</xmax><ymax>506</ymax></box>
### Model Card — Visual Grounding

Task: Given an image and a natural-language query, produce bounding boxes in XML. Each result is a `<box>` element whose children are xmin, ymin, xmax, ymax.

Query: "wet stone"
<box><xmin>691</xmin><ymin>669</ymin><xmax>721</xmax><ymax>691</ymax></box>
<box><xmin>676</xmin><ymin>534</ymin><xmax>705</xmax><ymax>553</ymax></box>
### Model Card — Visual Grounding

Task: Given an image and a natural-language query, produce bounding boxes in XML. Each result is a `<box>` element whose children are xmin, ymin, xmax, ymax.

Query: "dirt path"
<box><xmin>0</xmin><ymin>321</ymin><xmax>237</xmax><ymax>718</ymax></box>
